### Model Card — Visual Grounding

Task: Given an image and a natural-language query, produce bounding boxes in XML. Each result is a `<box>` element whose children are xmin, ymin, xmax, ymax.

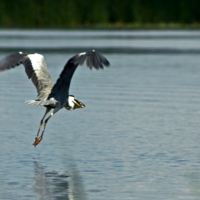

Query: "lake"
<box><xmin>0</xmin><ymin>29</ymin><xmax>200</xmax><ymax>200</ymax></box>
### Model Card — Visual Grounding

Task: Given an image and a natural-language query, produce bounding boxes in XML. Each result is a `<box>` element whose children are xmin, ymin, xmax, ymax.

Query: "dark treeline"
<box><xmin>0</xmin><ymin>0</ymin><xmax>200</xmax><ymax>27</ymax></box>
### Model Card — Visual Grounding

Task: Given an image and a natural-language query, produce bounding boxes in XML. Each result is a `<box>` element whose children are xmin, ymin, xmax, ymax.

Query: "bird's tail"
<box><xmin>25</xmin><ymin>99</ymin><xmax>57</xmax><ymax>107</ymax></box>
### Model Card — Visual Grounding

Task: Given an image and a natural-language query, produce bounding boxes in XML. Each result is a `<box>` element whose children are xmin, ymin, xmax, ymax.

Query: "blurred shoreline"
<box><xmin>1</xmin><ymin>23</ymin><xmax>200</xmax><ymax>30</ymax></box>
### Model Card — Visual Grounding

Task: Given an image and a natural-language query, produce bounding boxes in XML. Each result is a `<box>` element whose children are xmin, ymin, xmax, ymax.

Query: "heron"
<box><xmin>0</xmin><ymin>50</ymin><xmax>110</xmax><ymax>146</ymax></box>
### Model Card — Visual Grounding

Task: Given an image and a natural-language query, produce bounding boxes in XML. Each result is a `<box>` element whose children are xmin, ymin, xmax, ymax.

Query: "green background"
<box><xmin>0</xmin><ymin>0</ymin><xmax>200</xmax><ymax>28</ymax></box>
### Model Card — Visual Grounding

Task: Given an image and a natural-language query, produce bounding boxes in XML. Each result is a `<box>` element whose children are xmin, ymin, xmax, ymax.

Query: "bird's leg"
<box><xmin>33</xmin><ymin>108</ymin><xmax>58</xmax><ymax>147</ymax></box>
<box><xmin>33</xmin><ymin>107</ymin><xmax>51</xmax><ymax>146</ymax></box>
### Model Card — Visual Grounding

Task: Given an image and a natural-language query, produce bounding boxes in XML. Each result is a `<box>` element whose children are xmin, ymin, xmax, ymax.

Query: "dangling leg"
<box><xmin>33</xmin><ymin>107</ymin><xmax>51</xmax><ymax>146</ymax></box>
<box><xmin>33</xmin><ymin>108</ymin><xmax>58</xmax><ymax>147</ymax></box>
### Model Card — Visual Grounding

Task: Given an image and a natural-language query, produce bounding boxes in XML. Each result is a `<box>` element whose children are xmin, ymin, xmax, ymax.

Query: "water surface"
<box><xmin>0</xmin><ymin>30</ymin><xmax>200</xmax><ymax>200</ymax></box>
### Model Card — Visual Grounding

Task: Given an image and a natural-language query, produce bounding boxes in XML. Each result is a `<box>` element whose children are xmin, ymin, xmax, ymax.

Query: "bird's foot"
<box><xmin>33</xmin><ymin>137</ymin><xmax>38</xmax><ymax>145</ymax></box>
<box><xmin>33</xmin><ymin>137</ymin><xmax>42</xmax><ymax>147</ymax></box>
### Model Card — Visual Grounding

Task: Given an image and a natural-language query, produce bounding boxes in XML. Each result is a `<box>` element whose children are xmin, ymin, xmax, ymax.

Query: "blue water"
<box><xmin>0</xmin><ymin>30</ymin><xmax>200</xmax><ymax>199</ymax></box>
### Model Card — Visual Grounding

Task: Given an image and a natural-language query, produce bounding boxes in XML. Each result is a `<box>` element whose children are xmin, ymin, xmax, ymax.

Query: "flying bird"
<box><xmin>0</xmin><ymin>50</ymin><xmax>110</xmax><ymax>146</ymax></box>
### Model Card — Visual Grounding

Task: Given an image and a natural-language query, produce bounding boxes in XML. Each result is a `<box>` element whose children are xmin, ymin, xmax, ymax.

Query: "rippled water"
<box><xmin>1</xmin><ymin>30</ymin><xmax>200</xmax><ymax>200</ymax></box>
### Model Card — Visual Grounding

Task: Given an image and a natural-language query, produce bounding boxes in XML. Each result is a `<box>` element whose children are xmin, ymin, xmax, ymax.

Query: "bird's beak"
<box><xmin>73</xmin><ymin>99</ymin><xmax>85</xmax><ymax>108</ymax></box>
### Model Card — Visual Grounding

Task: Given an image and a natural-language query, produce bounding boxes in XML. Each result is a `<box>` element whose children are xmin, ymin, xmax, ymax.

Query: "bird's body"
<box><xmin>0</xmin><ymin>50</ymin><xmax>110</xmax><ymax>146</ymax></box>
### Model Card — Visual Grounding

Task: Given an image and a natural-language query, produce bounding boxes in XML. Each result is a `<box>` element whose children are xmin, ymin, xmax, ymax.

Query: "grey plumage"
<box><xmin>0</xmin><ymin>50</ymin><xmax>110</xmax><ymax>146</ymax></box>
<box><xmin>0</xmin><ymin>52</ymin><xmax>54</xmax><ymax>104</ymax></box>
<box><xmin>0</xmin><ymin>50</ymin><xmax>110</xmax><ymax>107</ymax></box>
<box><xmin>49</xmin><ymin>50</ymin><xmax>109</xmax><ymax>106</ymax></box>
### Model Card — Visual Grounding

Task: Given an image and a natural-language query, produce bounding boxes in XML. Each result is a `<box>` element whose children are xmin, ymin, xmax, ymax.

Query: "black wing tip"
<box><xmin>85</xmin><ymin>50</ymin><xmax>110</xmax><ymax>69</ymax></box>
<box><xmin>71</xmin><ymin>50</ymin><xmax>110</xmax><ymax>70</ymax></box>
<box><xmin>102</xmin><ymin>58</ymin><xmax>110</xmax><ymax>67</ymax></box>
<box><xmin>0</xmin><ymin>52</ymin><xmax>31</xmax><ymax>72</ymax></box>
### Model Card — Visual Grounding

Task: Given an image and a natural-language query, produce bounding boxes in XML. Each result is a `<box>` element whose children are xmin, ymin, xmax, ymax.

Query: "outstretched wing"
<box><xmin>48</xmin><ymin>50</ymin><xmax>110</xmax><ymax>102</ymax></box>
<box><xmin>0</xmin><ymin>52</ymin><xmax>54</xmax><ymax>100</ymax></box>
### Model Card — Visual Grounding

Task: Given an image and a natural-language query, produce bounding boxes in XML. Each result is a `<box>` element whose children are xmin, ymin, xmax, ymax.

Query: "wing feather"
<box><xmin>0</xmin><ymin>52</ymin><xmax>27</xmax><ymax>71</ymax></box>
<box><xmin>0</xmin><ymin>52</ymin><xmax>54</xmax><ymax>100</ymax></box>
<box><xmin>48</xmin><ymin>50</ymin><xmax>110</xmax><ymax>102</ymax></box>
<box><xmin>0</xmin><ymin>50</ymin><xmax>110</xmax><ymax>106</ymax></box>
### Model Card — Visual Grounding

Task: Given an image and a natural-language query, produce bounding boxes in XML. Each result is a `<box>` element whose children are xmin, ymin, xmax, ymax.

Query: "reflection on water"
<box><xmin>33</xmin><ymin>160</ymin><xmax>87</xmax><ymax>200</ymax></box>
<box><xmin>56</xmin><ymin>137</ymin><xmax>88</xmax><ymax>200</ymax></box>
<box><xmin>33</xmin><ymin>162</ymin><xmax>69</xmax><ymax>200</ymax></box>
<box><xmin>32</xmin><ymin>133</ymin><xmax>88</xmax><ymax>200</ymax></box>
<box><xmin>186</xmin><ymin>171</ymin><xmax>200</xmax><ymax>199</ymax></box>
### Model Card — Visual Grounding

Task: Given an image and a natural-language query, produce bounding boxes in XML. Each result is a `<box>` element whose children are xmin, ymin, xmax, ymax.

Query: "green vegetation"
<box><xmin>0</xmin><ymin>0</ymin><xmax>200</xmax><ymax>28</ymax></box>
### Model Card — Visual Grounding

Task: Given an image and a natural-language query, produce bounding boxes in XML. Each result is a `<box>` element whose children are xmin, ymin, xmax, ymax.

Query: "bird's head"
<box><xmin>65</xmin><ymin>95</ymin><xmax>85</xmax><ymax>110</ymax></box>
